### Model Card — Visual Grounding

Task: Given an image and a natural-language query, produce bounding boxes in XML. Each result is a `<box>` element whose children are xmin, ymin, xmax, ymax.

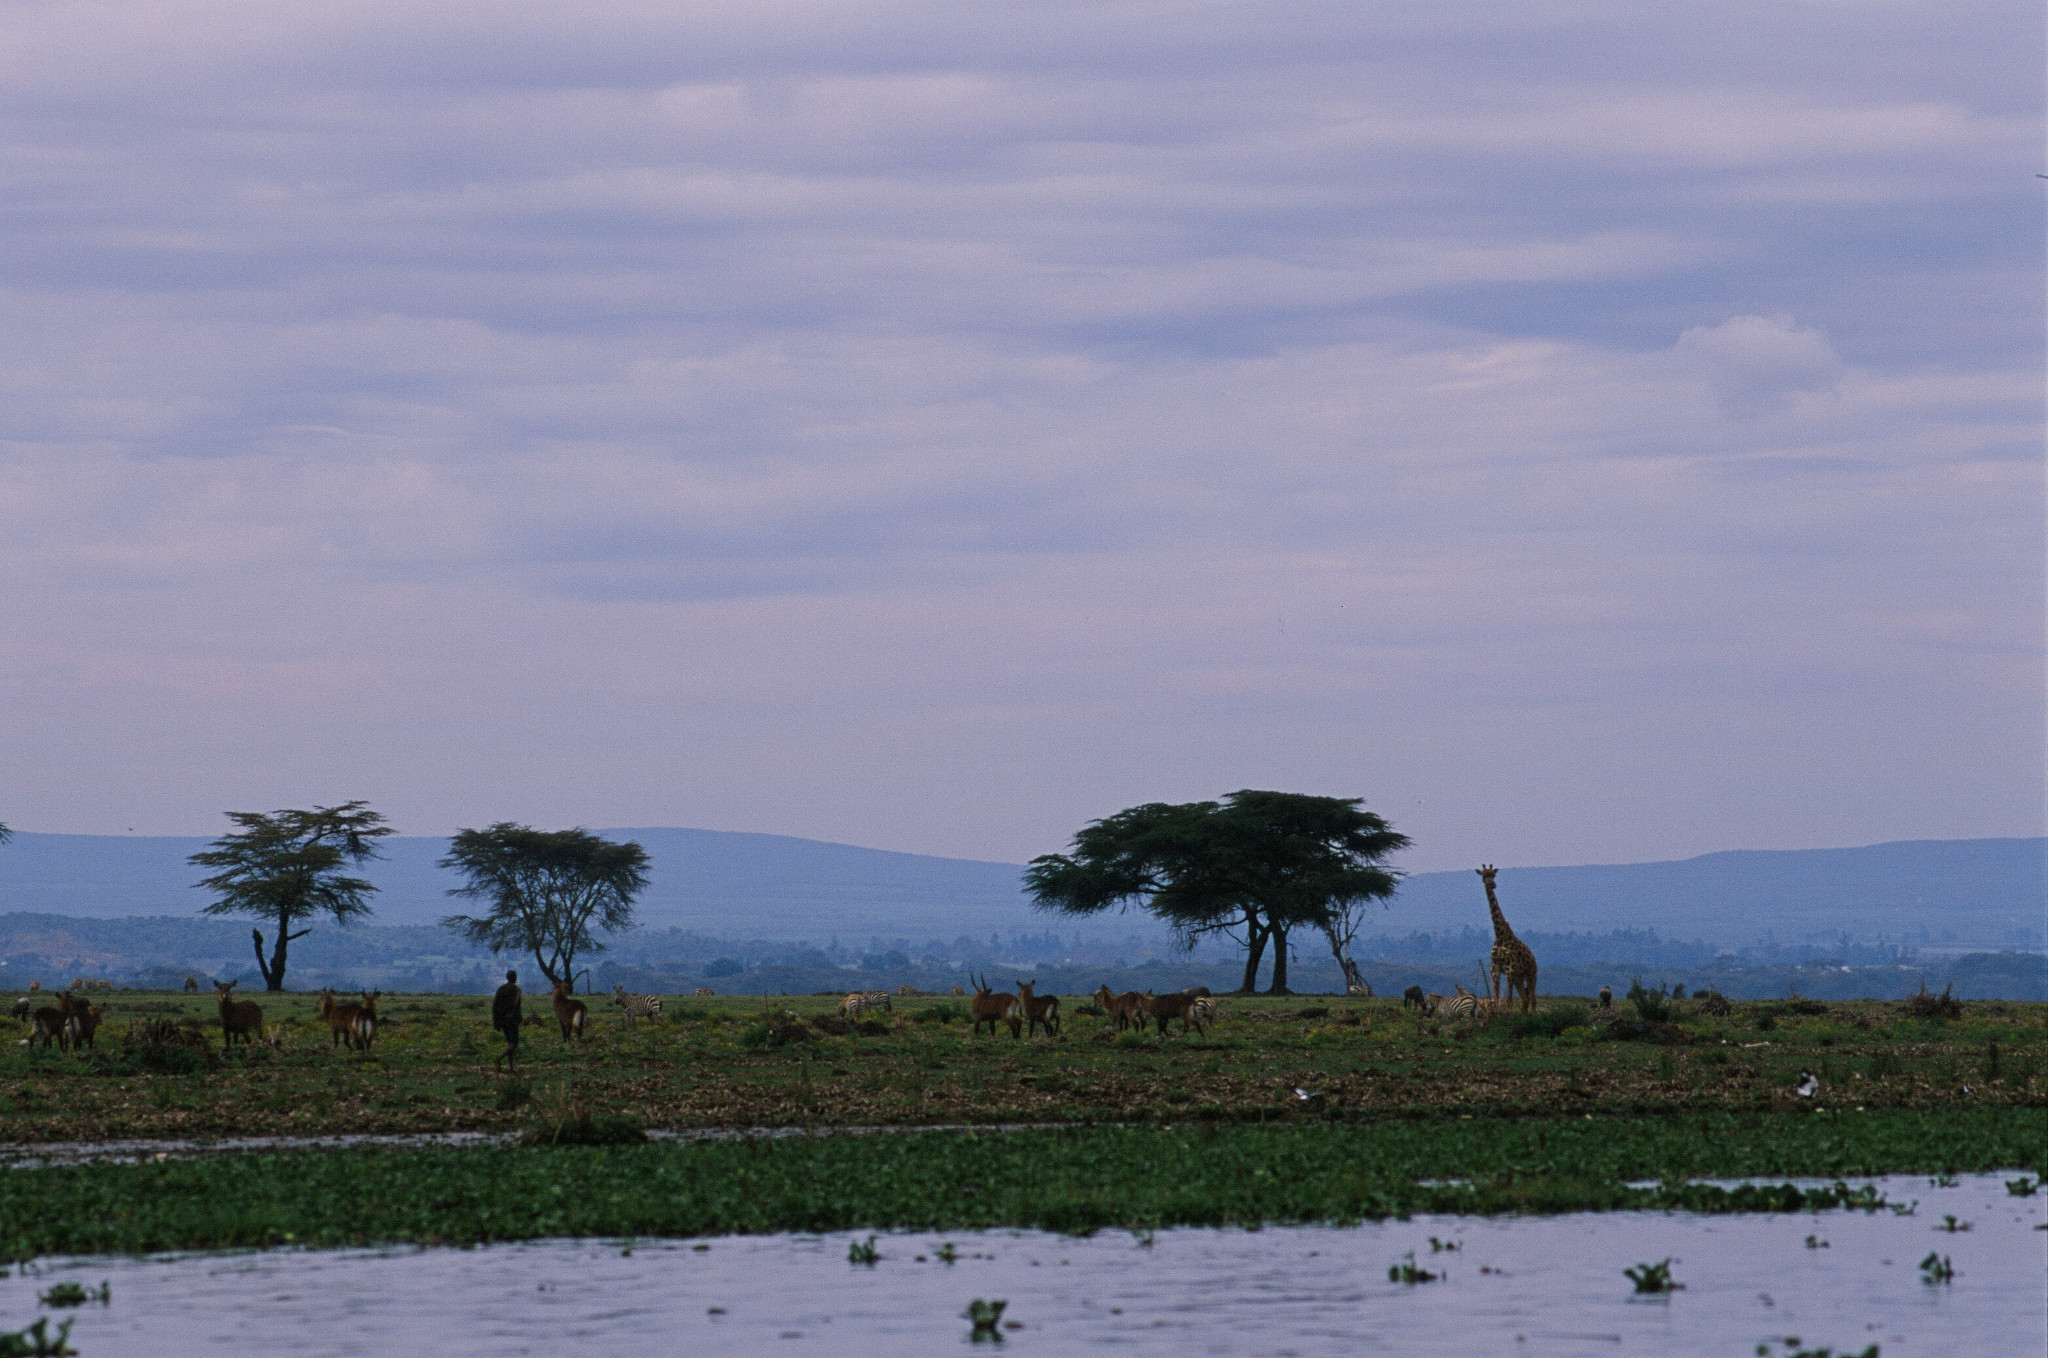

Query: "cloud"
<box><xmin>1675</xmin><ymin>313</ymin><xmax>1846</xmax><ymax>417</ymax></box>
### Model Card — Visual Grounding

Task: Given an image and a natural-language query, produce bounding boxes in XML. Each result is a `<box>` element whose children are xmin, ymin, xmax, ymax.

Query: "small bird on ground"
<box><xmin>1795</xmin><ymin>1071</ymin><xmax>1820</xmax><ymax>1099</ymax></box>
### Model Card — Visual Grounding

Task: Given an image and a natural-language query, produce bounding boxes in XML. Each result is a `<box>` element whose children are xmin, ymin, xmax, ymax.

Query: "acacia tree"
<box><xmin>1024</xmin><ymin>790</ymin><xmax>1407</xmax><ymax>995</ymax></box>
<box><xmin>189</xmin><ymin>802</ymin><xmax>393</xmax><ymax>991</ymax></box>
<box><xmin>438</xmin><ymin>824</ymin><xmax>649</xmax><ymax>986</ymax></box>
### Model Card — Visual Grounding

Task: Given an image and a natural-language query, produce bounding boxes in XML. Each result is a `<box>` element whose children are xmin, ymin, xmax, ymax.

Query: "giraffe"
<box><xmin>1477</xmin><ymin>864</ymin><xmax>1538</xmax><ymax>1013</ymax></box>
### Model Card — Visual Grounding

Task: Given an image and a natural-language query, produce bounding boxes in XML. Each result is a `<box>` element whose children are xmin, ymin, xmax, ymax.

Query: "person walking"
<box><xmin>492</xmin><ymin>969</ymin><xmax>524</xmax><ymax>1070</ymax></box>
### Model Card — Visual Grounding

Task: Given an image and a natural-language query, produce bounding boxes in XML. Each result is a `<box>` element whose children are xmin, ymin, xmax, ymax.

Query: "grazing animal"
<box><xmin>693</xmin><ymin>986</ymin><xmax>716</xmax><ymax>996</ymax></box>
<box><xmin>214</xmin><ymin>980</ymin><xmax>264</xmax><ymax>1049</ymax></box>
<box><xmin>1420</xmin><ymin>993</ymin><xmax>1444</xmax><ymax>1017</ymax></box>
<box><xmin>1144</xmin><ymin>990</ymin><xmax>1201</xmax><ymax>1036</ymax></box>
<box><xmin>612</xmin><ymin>986</ymin><xmax>662</xmax><ymax>1026</ymax></box>
<box><xmin>1015</xmin><ymin>980</ymin><xmax>1060</xmax><ymax>1038</ymax></box>
<box><xmin>27</xmin><ymin>980</ymin><xmax>39</xmax><ymax>993</ymax></box>
<box><xmin>1181</xmin><ymin>986</ymin><xmax>1212</xmax><ymax>998</ymax></box>
<box><xmin>9</xmin><ymin>997</ymin><xmax>28</xmax><ymax>1023</ymax></box>
<box><xmin>317</xmin><ymin>990</ymin><xmax>366</xmax><ymax>1049</ymax></box>
<box><xmin>549</xmin><ymin>979</ymin><xmax>588</xmax><ymax>1041</ymax></box>
<box><xmin>838</xmin><ymin>992</ymin><xmax>870</xmax><ymax>1021</ymax></box>
<box><xmin>1093</xmin><ymin>985</ymin><xmax>1146</xmax><ymax>1032</ymax></box>
<box><xmin>1401</xmin><ymin>985</ymin><xmax>1426</xmax><ymax>1009</ymax></box>
<box><xmin>69</xmin><ymin>978</ymin><xmax>84</xmax><ymax>991</ymax></box>
<box><xmin>184</xmin><ymin>976</ymin><xmax>199</xmax><ymax>993</ymax></box>
<box><xmin>951</xmin><ymin>985</ymin><xmax>966</xmax><ymax>996</ymax></box>
<box><xmin>1188</xmin><ymin>995</ymin><xmax>1220</xmax><ymax>1033</ymax></box>
<box><xmin>1440</xmin><ymin>985</ymin><xmax>1480</xmax><ymax>1022</ymax></box>
<box><xmin>968</xmin><ymin>973</ymin><xmax>1022</xmax><ymax>1039</ymax></box>
<box><xmin>349</xmin><ymin>991</ymin><xmax>380</xmax><ymax>1051</ymax></box>
<box><xmin>1477</xmin><ymin>865</ymin><xmax>1539</xmax><ymax>1013</ymax></box>
<box><xmin>29</xmin><ymin>993</ymin><xmax>74</xmax><ymax>1050</ymax></box>
<box><xmin>66</xmin><ymin>1003</ymin><xmax>105</xmax><ymax>1051</ymax></box>
<box><xmin>1598</xmin><ymin>985</ymin><xmax>1613</xmax><ymax>1009</ymax></box>
<box><xmin>493</xmin><ymin>970</ymin><xmax>524</xmax><ymax>1069</ymax></box>
<box><xmin>861</xmin><ymin>991</ymin><xmax>893</xmax><ymax>1013</ymax></box>
<box><xmin>896</xmin><ymin>984</ymin><xmax>922</xmax><ymax>996</ymax></box>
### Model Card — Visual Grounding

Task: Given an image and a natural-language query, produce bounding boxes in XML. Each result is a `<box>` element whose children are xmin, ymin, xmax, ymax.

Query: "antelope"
<box><xmin>1016</xmin><ymin>980</ymin><xmax>1060</xmax><ymax>1038</ymax></box>
<box><xmin>29</xmin><ymin>992</ymin><xmax>75</xmax><ymax>1050</ymax></box>
<box><xmin>1092</xmin><ymin>985</ymin><xmax>1145</xmax><ymax>1032</ymax></box>
<box><xmin>550</xmin><ymin>978</ymin><xmax>588</xmax><ymax>1041</ymax></box>
<box><xmin>215</xmin><ymin>980</ymin><xmax>264</xmax><ymax>1048</ymax></box>
<box><xmin>968</xmin><ymin>973</ymin><xmax>1021</xmax><ymax>1039</ymax></box>
<box><xmin>66</xmin><ymin>1003</ymin><xmax>105</xmax><ymax>1051</ymax></box>
<box><xmin>1143</xmin><ymin>990</ymin><xmax>1210</xmax><ymax>1036</ymax></box>
<box><xmin>349</xmin><ymin>991</ymin><xmax>381</xmax><ymax>1050</ymax></box>
<box><xmin>317</xmin><ymin>990</ymin><xmax>366</xmax><ymax>1049</ymax></box>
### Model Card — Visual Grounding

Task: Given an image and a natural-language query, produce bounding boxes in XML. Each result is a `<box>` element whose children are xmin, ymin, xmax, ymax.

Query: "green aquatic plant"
<box><xmin>2006</xmin><ymin>1176</ymin><xmax>2039</xmax><ymax>1197</ymax></box>
<box><xmin>1917</xmin><ymin>1252</ymin><xmax>1954</xmax><ymax>1283</ymax></box>
<box><xmin>0</xmin><ymin>1317</ymin><xmax>76</xmax><ymax>1358</ymax></box>
<box><xmin>34</xmin><ymin>1282</ymin><xmax>106</xmax><ymax>1308</ymax></box>
<box><xmin>1623</xmin><ymin>1258</ymin><xmax>1681</xmax><ymax>1293</ymax></box>
<box><xmin>1936</xmin><ymin>1214</ymin><xmax>1970</xmax><ymax>1232</ymax></box>
<box><xmin>1427</xmin><ymin>1236</ymin><xmax>1461</xmax><ymax>1252</ymax></box>
<box><xmin>1754</xmin><ymin>1341</ymin><xmax>1879</xmax><ymax>1358</ymax></box>
<box><xmin>964</xmin><ymin>1297</ymin><xmax>1008</xmax><ymax>1341</ymax></box>
<box><xmin>935</xmin><ymin>1241</ymin><xmax>958</xmax><ymax>1265</ymax></box>
<box><xmin>1387</xmin><ymin>1251</ymin><xmax>1437</xmax><ymax>1284</ymax></box>
<box><xmin>848</xmin><ymin>1235</ymin><xmax>880</xmax><ymax>1266</ymax></box>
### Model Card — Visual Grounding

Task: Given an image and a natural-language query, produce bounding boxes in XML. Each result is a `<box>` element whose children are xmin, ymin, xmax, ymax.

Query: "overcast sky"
<box><xmin>1</xmin><ymin>0</ymin><xmax>2040</xmax><ymax>871</ymax></box>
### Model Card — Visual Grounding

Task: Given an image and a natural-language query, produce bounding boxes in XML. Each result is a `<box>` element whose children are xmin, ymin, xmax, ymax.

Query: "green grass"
<box><xmin>1</xmin><ymin>1108</ymin><xmax>2038</xmax><ymax>1259</ymax></box>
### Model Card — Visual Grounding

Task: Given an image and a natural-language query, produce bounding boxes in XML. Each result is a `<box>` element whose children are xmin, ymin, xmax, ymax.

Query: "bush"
<box><xmin>1500</xmin><ymin>1004</ymin><xmax>1589</xmax><ymax>1040</ymax></box>
<box><xmin>1626</xmin><ymin>978</ymin><xmax>1670</xmax><ymax>1024</ymax></box>
<box><xmin>1903</xmin><ymin>982</ymin><xmax>1963</xmax><ymax>1021</ymax></box>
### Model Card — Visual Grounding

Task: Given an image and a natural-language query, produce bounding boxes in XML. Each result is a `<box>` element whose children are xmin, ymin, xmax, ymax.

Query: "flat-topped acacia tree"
<box><xmin>1025</xmin><ymin>790</ymin><xmax>1408</xmax><ymax>995</ymax></box>
<box><xmin>438</xmin><ymin>824</ymin><xmax>649</xmax><ymax>987</ymax></box>
<box><xmin>189</xmin><ymin>802</ymin><xmax>394</xmax><ymax>991</ymax></box>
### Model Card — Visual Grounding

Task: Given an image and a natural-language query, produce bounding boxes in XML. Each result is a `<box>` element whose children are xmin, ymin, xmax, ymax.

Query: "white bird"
<box><xmin>1795</xmin><ymin>1071</ymin><xmax>1820</xmax><ymax>1099</ymax></box>
<box><xmin>1293</xmin><ymin>1088</ymin><xmax>1324</xmax><ymax>1101</ymax></box>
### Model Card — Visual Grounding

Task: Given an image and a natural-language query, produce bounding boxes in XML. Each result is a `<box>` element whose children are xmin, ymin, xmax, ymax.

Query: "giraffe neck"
<box><xmin>1485</xmin><ymin>885</ymin><xmax>1516</xmax><ymax>945</ymax></box>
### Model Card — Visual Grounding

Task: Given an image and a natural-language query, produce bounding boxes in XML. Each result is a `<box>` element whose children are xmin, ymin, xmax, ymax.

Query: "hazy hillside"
<box><xmin>0</xmin><ymin>829</ymin><xmax>2037</xmax><ymax>951</ymax></box>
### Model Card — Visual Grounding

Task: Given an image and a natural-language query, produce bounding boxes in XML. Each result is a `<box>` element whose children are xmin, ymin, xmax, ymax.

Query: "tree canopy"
<box><xmin>1024</xmin><ymin>790</ymin><xmax>1408</xmax><ymax>994</ymax></box>
<box><xmin>438</xmin><ymin>824</ymin><xmax>649</xmax><ymax>986</ymax></box>
<box><xmin>189</xmin><ymin>801</ymin><xmax>393</xmax><ymax>991</ymax></box>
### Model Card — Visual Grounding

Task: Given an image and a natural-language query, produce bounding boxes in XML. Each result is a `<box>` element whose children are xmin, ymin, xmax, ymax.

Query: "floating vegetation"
<box><xmin>0</xmin><ymin>1317</ymin><xmax>76</xmax><ymax>1357</ymax></box>
<box><xmin>1754</xmin><ymin>1341</ymin><xmax>1880</xmax><ymax>1358</ymax></box>
<box><xmin>847</xmin><ymin>1235</ymin><xmax>880</xmax><ymax>1266</ymax></box>
<box><xmin>963</xmin><ymin>1297</ymin><xmax>1008</xmax><ymax>1341</ymax></box>
<box><xmin>1388</xmin><ymin>1251</ymin><xmax>1438</xmax><ymax>1284</ymax></box>
<box><xmin>1427</xmin><ymin>1236</ymin><xmax>1461</xmax><ymax>1252</ymax></box>
<box><xmin>1918</xmin><ymin>1251</ymin><xmax>1954</xmax><ymax>1283</ymax></box>
<box><xmin>2006</xmin><ymin>1176</ymin><xmax>2039</xmax><ymax>1197</ymax></box>
<box><xmin>1804</xmin><ymin>1234</ymin><xmax>1828</xmax><ymax>1249</ymax></box>
<box><xmin>34</xmin><ymin>1282</ymin><xmax>106</xmax><ymax>1308</ymax></box>
<box><xmin>935</xmin><ymin>1241</ymin><xmax>958</xmax><ymax>1265</ymax></box>
<box><xmin>1624</xmin><ymin>1258</ymin><xmax>1681</xmax><ymax>1293</ymax></box>
<box><xmin>1937</xmin><ymin>1214</ymin><xmax>1970</xmax><ymax>1232</ymax></box>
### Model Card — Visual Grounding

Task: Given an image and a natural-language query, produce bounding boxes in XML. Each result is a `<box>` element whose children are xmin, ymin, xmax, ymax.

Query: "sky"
<box><xmin>0</xmin><ymin>0</ymin><xmax>2041</xmax><ymax>872</ymax></box>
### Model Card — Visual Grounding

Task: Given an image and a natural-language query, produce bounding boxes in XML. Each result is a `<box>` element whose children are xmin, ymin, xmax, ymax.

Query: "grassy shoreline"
<box><xmin>4</xmin><ymin>1110</ymin><xmax>2041</xmax><ymax>1259</ymax></box>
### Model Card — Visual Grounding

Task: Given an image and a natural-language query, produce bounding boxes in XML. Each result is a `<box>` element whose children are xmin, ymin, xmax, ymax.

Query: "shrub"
<box><xmin>1626</xmin><ymin>978</ymin><xmax>1670</xmax><ymax>1024</ymax></box>
<box><xmin>1903</xmin><ymin>982</ymin><xmax>1963</xmax><ymax>1020</ymax></box>
<box><xmin>1500</xmin><ymin>1004</ymin><xmax>1588</xmax><ymax>1040</ymax></box>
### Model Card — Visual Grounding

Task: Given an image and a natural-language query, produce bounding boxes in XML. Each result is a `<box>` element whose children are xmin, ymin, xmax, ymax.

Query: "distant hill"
<box><xmin>0</xmin><ymin>829</ymin><xmax>2037</xmax><ymax>951</ymax></box>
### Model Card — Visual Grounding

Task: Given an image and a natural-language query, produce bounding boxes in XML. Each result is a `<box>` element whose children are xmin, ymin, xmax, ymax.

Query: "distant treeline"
<box><xmin>0</xmin><ymin>912</ymin><xmax>2038</xmax><ymax>1001</ymax></box>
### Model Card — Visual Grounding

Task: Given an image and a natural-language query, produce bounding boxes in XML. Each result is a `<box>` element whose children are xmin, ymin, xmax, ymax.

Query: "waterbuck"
<box><xmin>317</xmin><ymin>989</ymin><xmax>366</xmax><ymax>1050</ymax></box>
<box><xmin>968</xmin><ymin>973</ymin><xmax>1021</xmax><ymax>1039</ymax></box>
<box><xmin>1092</xmin><ymin>984</ymin><xmax>1146</xmax><ymax>1032</ymax></box>
<box><xmin>550</xmin><ymin>978</ymin><xmax>588</xmax><ymax>1041</ymax></box>
<box><xmin>1015</xmin><ymin>980</ymin><xmax>1059</xmax><ymax>1038</ymax></box>
<box><xmin>215</xmin><ymin>980</ymin><xmax>264</xmax><ymax>1048</ymax></box>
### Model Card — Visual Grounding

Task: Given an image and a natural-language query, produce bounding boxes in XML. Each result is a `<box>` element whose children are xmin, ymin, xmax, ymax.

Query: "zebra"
<box><xmin>861</xmin><ymin>991</ymin><xmax>893</xmax><ymax>1013</ymax></box>
<box><xmin>693</xmin><ymin>986</ymin><xmax>716</xmax><ymax>997</ymax></box>
<box><xmin>838</xmin><ymin>992</ymin><xmax>871</xmax><ymax>1020</ymax></box>
<box><xmin>611</xmin><ymin>986</ymin><xmax>662</xmax><ymax>1026</ymax></box>
<box><xmin>1440</xmin><ymin>987</ymin><xmax>1480</xmax><ymax>1022</ymax></box>
<box><xmin>1189</xmin><ymin>995</ymin><xmax>1220</xmax><ymax>1031</ymax></box>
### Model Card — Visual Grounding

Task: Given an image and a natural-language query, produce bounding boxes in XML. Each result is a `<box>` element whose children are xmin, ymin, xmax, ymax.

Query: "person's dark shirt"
<box><xmin>492</xmin><ymin>981</ymin><xmax>523</xmax><ymax>1034</ymax></box>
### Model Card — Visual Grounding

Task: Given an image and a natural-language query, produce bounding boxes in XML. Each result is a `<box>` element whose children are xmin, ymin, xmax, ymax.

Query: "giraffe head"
<box><xmin>1477</xmin><ymin>864</ymin><xmax>1497</xmax><ymax>888</ymax></box>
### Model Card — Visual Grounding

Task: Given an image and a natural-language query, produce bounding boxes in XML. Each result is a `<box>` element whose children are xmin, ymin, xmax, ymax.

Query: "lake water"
<box><xmin>5</xmin><ymin>1175</ymin><xmax>2040</xmax><ymax>1356</ymax></box>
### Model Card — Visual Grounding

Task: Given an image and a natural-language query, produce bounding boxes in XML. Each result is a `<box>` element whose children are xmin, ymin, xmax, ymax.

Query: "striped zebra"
<box><xmin>861</xmin><ymin>990</ymin><xmax>893</xmax><ymax>1013</ymax></box>
<box><xmin>1440</xmin><ymin>987</ymin><xmax>1480</xmax><ymax>1022</ymax></box>
<box><xmin>693</xmin><ymin>987</ymin><xmax>716</xmax><ymax>997</ymax></box>
<box><xmin>838</xmin><ymin>992</ymin><xmax>871</xmax><ymax>1020</ymax></box>
<box><xmin>611</xmin><ymin>986</ymin><xmax>662</xmax><ymax>1026</ymax></box>
<box><xmin>1189</xmin><ymin>995</ymin><xmax>1220</xmax><ymax>1031</ymax></box>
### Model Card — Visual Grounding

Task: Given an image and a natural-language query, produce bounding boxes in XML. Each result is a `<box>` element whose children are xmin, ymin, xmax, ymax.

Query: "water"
<box><xmin>5</xmin><ymin>1175</ymin><xmax>2039</xmax><ymax>1356</ymax></box>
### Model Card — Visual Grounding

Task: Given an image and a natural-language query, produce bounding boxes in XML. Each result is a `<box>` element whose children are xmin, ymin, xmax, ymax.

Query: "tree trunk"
<box><xmin>1267</xmin><ymin>926</ymin><xmax>1291</xmax><ymax>994</ymax></box>
<box><xmin>1319</xmin><ymin>922</ymin><xmax>1364</xmax><ymax>992</ymax></box>
<box><xmin>256</xmin><ymin>920</ymin><xmax>308</xmax><ymax>991</ymax></box>
<box><xmin>1237</xmin><ymin>920</ymin><xmax>1270</xmax><ymax>994</ymax></box>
